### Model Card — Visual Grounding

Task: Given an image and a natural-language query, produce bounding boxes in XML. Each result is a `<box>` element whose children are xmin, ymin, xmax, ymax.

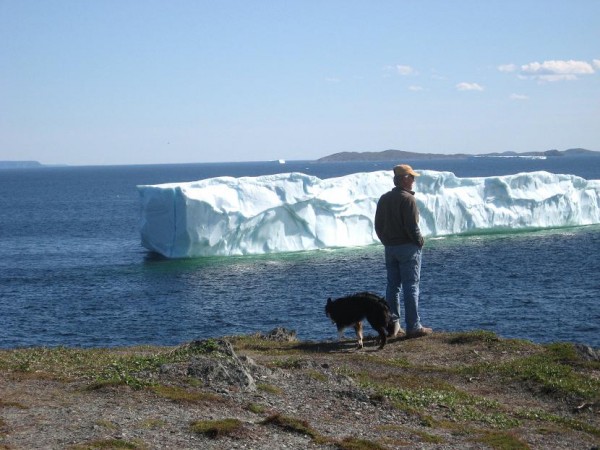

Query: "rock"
<box><xmin>263</xmin><ymin>327</ymin><xmax>297</xmax><ymax>342</ymax></box>
<box><xmin>574</xmin><ymin>343</ymin><xmax>600</xmax><ymax>362</ymax></box>
<box><xmin>160</xmin><ymin>339</ymin><xmax>258</xmax><ymax>392</ymax></box>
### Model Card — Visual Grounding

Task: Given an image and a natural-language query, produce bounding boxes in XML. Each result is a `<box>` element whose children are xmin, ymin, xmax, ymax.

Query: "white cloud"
<box><xmin>408</xmin><ymin>85</ymin><xmax>424</xmax><ymax>91</ymax></box>
<box><xmin>510</xmin><ymin>93</ymin><xmax>529</xmax><ymax>100</ymax></box>
<box><xmin>593</xmin><ymin>59</ymin><xmax>600</xmax><ymax>70</ymax></box>
<box><xmin>396</xmin><ymin>65</ymin><xmax>417</xmax><ymax>76</ymax></box>
<box><xmin>498</xmin><ymin>64</ymin><xmax>517</xmax><ymax>72</ymax></box>
<box><xmin>456</xmin><ymin>82</ymin><xmax>484</xmax><ymax>91</ymax></box>
<box><xmin>520</xmin><ymin>59</ymin><xmax>595</xmax><ymax>82</ymax></box>
<box><xmin>325</xmin><ymin>77</ymin><xmax>341</xmax><ymax>83</ymax></box>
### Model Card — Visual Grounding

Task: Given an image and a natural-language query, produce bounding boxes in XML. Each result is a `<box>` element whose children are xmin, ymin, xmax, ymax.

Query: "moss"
<box><xmin>190</xmin><ymin>418</ymin><xmax>244</xmax><ymax>438</ymax></box>
<box><xmin>336</xmin><ymin>436</ymin><xmax>390</xmax><ymax>449</ymax></box>
<box><xmin>0</xmin><ymin>399</ymin><xmax>27</xmax><ymax>409</ymax></box>
<box><xmin>227</xmin><ymin>334</ymin><xmax>299</xmax><ymax>353</ymax></box>
<box><xmin>257</xmin><ymin>382</ymin><xmax>283</xmax><ymax>395</ymax></box>
<box><xmin>151</xmin><ymin>385</ymin><xmax>223</xmax><ymax>404</ymax></box>
<box><xmin>307</xmin><ymin>369</ymin><xmax>328</xmax><ymax>382</ymax></box>
<box><xmin>472</xmin><ymin>430</ymin><xmax>531</xmax><ymax>450</ymax></box>
<box><xmin>261</xmin><ymin>413</ymin><xmax>320</xmax><ymax>439</ymax></box>
<box><xmin>138</xmin><ymin>418</ymin><xmax>167</xmax><ymax>429</ymax></box>
<box><xmin>68</xmin><ymin>438</ymin><xmax>146</xmax><ymax>449</ymax></box>
<box><xmin>376</xmin><ymin>424</ymin><xmax>444</xmax><ymax>444</ymax></box>
<box><xmin>246</xmin><ymin>402</ymin><xmax>267</xmax><ymax>414</ymax></box>
<box><xmin>268</xmin><ymin>357</ymin><xmax>306</xmax><ymax>369</ymax></box>
<box><xmin>94</xmin><ymin>419</ymin><xmax>118</xmax><ymax>430</ymax></box>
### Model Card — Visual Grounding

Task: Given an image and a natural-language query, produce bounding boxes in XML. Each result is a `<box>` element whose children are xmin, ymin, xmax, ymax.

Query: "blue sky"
<box><xmin>1</xmin><ymin>1</ymin><xmax>599</xmax><ymax>165</ymax></box>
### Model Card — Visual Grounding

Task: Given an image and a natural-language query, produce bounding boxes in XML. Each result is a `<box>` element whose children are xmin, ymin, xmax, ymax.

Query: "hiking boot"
<box><xmin>387</xmin><ymin>321</ymin><xmax>406</xmax><ymax>338</ymax></box>
<box><xmin>406</xmin><ymin>327</ymin><xmax>433</xmax><ymax>339</ymax></box>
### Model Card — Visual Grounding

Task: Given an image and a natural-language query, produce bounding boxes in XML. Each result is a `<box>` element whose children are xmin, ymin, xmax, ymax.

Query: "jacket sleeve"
<box><xmin>404</xmin><ymin>198</ymin><xmax>425</xmax><ymax>247</ymax></box>
<box><xmin>374</xmin><ymin>198</ymin><xmax>384</xmax><ymax>241</ymax></box>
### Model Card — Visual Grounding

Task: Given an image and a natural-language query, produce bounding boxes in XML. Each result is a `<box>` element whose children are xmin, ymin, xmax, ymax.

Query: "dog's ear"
<box><xmin>327</xmin><ymin>297</ymin><xmax>332</xmax><ymax>304</ymax></box>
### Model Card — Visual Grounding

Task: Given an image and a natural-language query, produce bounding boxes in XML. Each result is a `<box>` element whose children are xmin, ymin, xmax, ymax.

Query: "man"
<box><xmin>374</xmin><ymin>164</ymin><xmax>432</xmax><ymax>339</ymax></box>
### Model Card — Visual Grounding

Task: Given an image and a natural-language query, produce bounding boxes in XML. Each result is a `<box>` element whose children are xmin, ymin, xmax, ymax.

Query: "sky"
<box><xmin>1</xmin><ymin>1</ymin><xmax>599</xmax><ymax>166</ymax></box>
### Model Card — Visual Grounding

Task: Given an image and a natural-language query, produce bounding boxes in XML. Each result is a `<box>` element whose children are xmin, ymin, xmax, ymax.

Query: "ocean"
<box><xmin>1</xmin><ymin>155</ymin><xmax>599</xmax><ymax>349</ymax></box>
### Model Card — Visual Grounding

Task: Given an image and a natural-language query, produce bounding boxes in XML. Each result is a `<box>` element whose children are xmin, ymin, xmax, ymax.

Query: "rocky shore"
<box><xmin>1</xmin><ymin>329</ymin><xmax>599</xmax><ymax>449</ymax></box>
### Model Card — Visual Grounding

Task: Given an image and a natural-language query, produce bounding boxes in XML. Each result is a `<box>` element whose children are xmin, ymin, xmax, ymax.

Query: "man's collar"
<box><xmin>394</xmin><ymin>187</ymin><xmax>415</xmax><ymax>195</ymax></box>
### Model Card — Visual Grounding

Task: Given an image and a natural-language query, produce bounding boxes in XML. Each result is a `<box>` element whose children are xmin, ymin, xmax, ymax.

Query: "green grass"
<box><xmin>464</xmin><ymin>345</ymin><xmax>600</xmax><ymax>400</ymax></box>
<box><xmin>378</xmin><ymin>385</ymin><xmax>518</xmax><ymax>428</ymax></box>
<box><xmin>0</xmin><ymin>346</ymin><xmax>169</xmax><ymax>388</ymax></box>
<box><xmin>0</xmin><ymin>339</ymin><xmax>232</xmax><ymax>390</ymax></box>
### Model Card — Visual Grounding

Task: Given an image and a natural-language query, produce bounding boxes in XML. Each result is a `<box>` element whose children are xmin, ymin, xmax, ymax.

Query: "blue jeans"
<box><xmin>384</xmin><ymin>244</ymin><xmax>422</xmax><ymax>332</ymax></box>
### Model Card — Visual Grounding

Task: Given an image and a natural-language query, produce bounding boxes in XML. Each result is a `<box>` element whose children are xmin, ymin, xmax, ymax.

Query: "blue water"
<box><xmin>1</xmin><ymin>156</ymin><xmax>599</xmax><ymax>348</ymax></box>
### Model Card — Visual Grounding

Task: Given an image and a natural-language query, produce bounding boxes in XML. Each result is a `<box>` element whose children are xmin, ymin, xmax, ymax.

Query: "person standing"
<box><xmin>374</xmin><ymin>164</ymin><xmax>432</xmax><ymax>339</ymax></box>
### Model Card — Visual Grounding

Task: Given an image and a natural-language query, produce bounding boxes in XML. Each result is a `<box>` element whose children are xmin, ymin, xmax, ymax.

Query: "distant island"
<box><xmin>317</xmin><ymin>148</ymin><xmax>597</xmax><ymax>162</ymax></box>
<box><xmin>0</xmin><ymin>160</ymin><xmax>44</xmax><ymax>169</ymax></box>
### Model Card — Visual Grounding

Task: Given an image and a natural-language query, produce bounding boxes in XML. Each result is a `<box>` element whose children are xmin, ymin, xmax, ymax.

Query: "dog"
<box><xmin>325</xmin><ymin>292</ymin><xmax>391</xmax><ymax>349</ymax></box>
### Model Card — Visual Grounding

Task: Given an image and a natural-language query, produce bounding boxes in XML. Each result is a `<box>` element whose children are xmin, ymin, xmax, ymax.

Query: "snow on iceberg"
<box><xmin>137</xmin><ymin>171</ymin><xmax>600</xmax><ymax>258</ymax></box>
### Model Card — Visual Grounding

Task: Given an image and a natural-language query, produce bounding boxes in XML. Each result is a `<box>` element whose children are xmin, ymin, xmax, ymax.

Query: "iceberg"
<box><xmin>137</xmin><ymin>171</ymin><xmax>600</xmax><ymax>258</ymax></box>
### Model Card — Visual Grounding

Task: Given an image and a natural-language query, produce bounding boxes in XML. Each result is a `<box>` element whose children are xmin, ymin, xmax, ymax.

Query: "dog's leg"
<box><xmin>376</xmin><ymin>327</ymin><xmax>387</xmax><ymax>349</ymax></box>
<box><xmin>354</xmin><ymin>322</ymin><xmax>364</xmax><ymax>349</ymax></box>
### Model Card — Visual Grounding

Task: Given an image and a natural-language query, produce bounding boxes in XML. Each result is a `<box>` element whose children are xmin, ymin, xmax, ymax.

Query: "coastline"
<box><xmin>1</xmin><ymin>329</ymin><xmax>598</xmax><ymax>449</ymax></box>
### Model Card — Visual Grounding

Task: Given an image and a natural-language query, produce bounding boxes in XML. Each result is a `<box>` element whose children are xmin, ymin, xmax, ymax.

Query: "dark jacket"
<box><xmin>375</xmin><ymin>187</ymin><xmax>424</xmax><ymax>247</ymax></box>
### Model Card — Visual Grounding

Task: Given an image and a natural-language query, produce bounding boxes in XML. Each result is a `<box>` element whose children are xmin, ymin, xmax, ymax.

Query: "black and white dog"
<box><xmin>325</xmin><ymin>292</ymin><xmax>391</xmax><ymax>349</ymax></box>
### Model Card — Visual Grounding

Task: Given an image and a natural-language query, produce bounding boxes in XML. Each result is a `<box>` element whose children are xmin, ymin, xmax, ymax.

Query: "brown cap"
<box><xmin>393</xmin><ymin>164</ymin><xmax>419</xmax><ymax>177</ymax></box>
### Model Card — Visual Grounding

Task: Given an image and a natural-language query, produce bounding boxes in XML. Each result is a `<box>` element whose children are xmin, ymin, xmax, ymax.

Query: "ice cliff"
<box><xmin>137</xmin><ymin>171</ymin><xmax>600</xmax><ymax>258</ymax></box>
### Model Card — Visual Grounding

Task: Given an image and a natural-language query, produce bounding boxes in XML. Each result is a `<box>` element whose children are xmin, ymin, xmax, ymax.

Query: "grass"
<box><xmin>461</xmin><ymin>343</ymin><xmax>600</xmax><ymax>400</ymax></box>
<box><xmin>448</xmin><ymin>330</ymin><xmax>500</xmax><ymax>345</ymax></box>
<box><xmin>2</xmin><ymin>332</ymin><xmax>598</xmax><ymax>447</ymax></box>
<box><xmin>336</xmin><ymin>336</ymin><xmax>599</xmax><ymax>436</ymax></box>
<box><xmin>377</xmin><ymin>384</ymin><xmax>519</xmax><ymax>429</ymax></box>
<box><xmin>0</xmin><ymin>339</ymin><xmax>234</xmax><ymax>390</ymax></box>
